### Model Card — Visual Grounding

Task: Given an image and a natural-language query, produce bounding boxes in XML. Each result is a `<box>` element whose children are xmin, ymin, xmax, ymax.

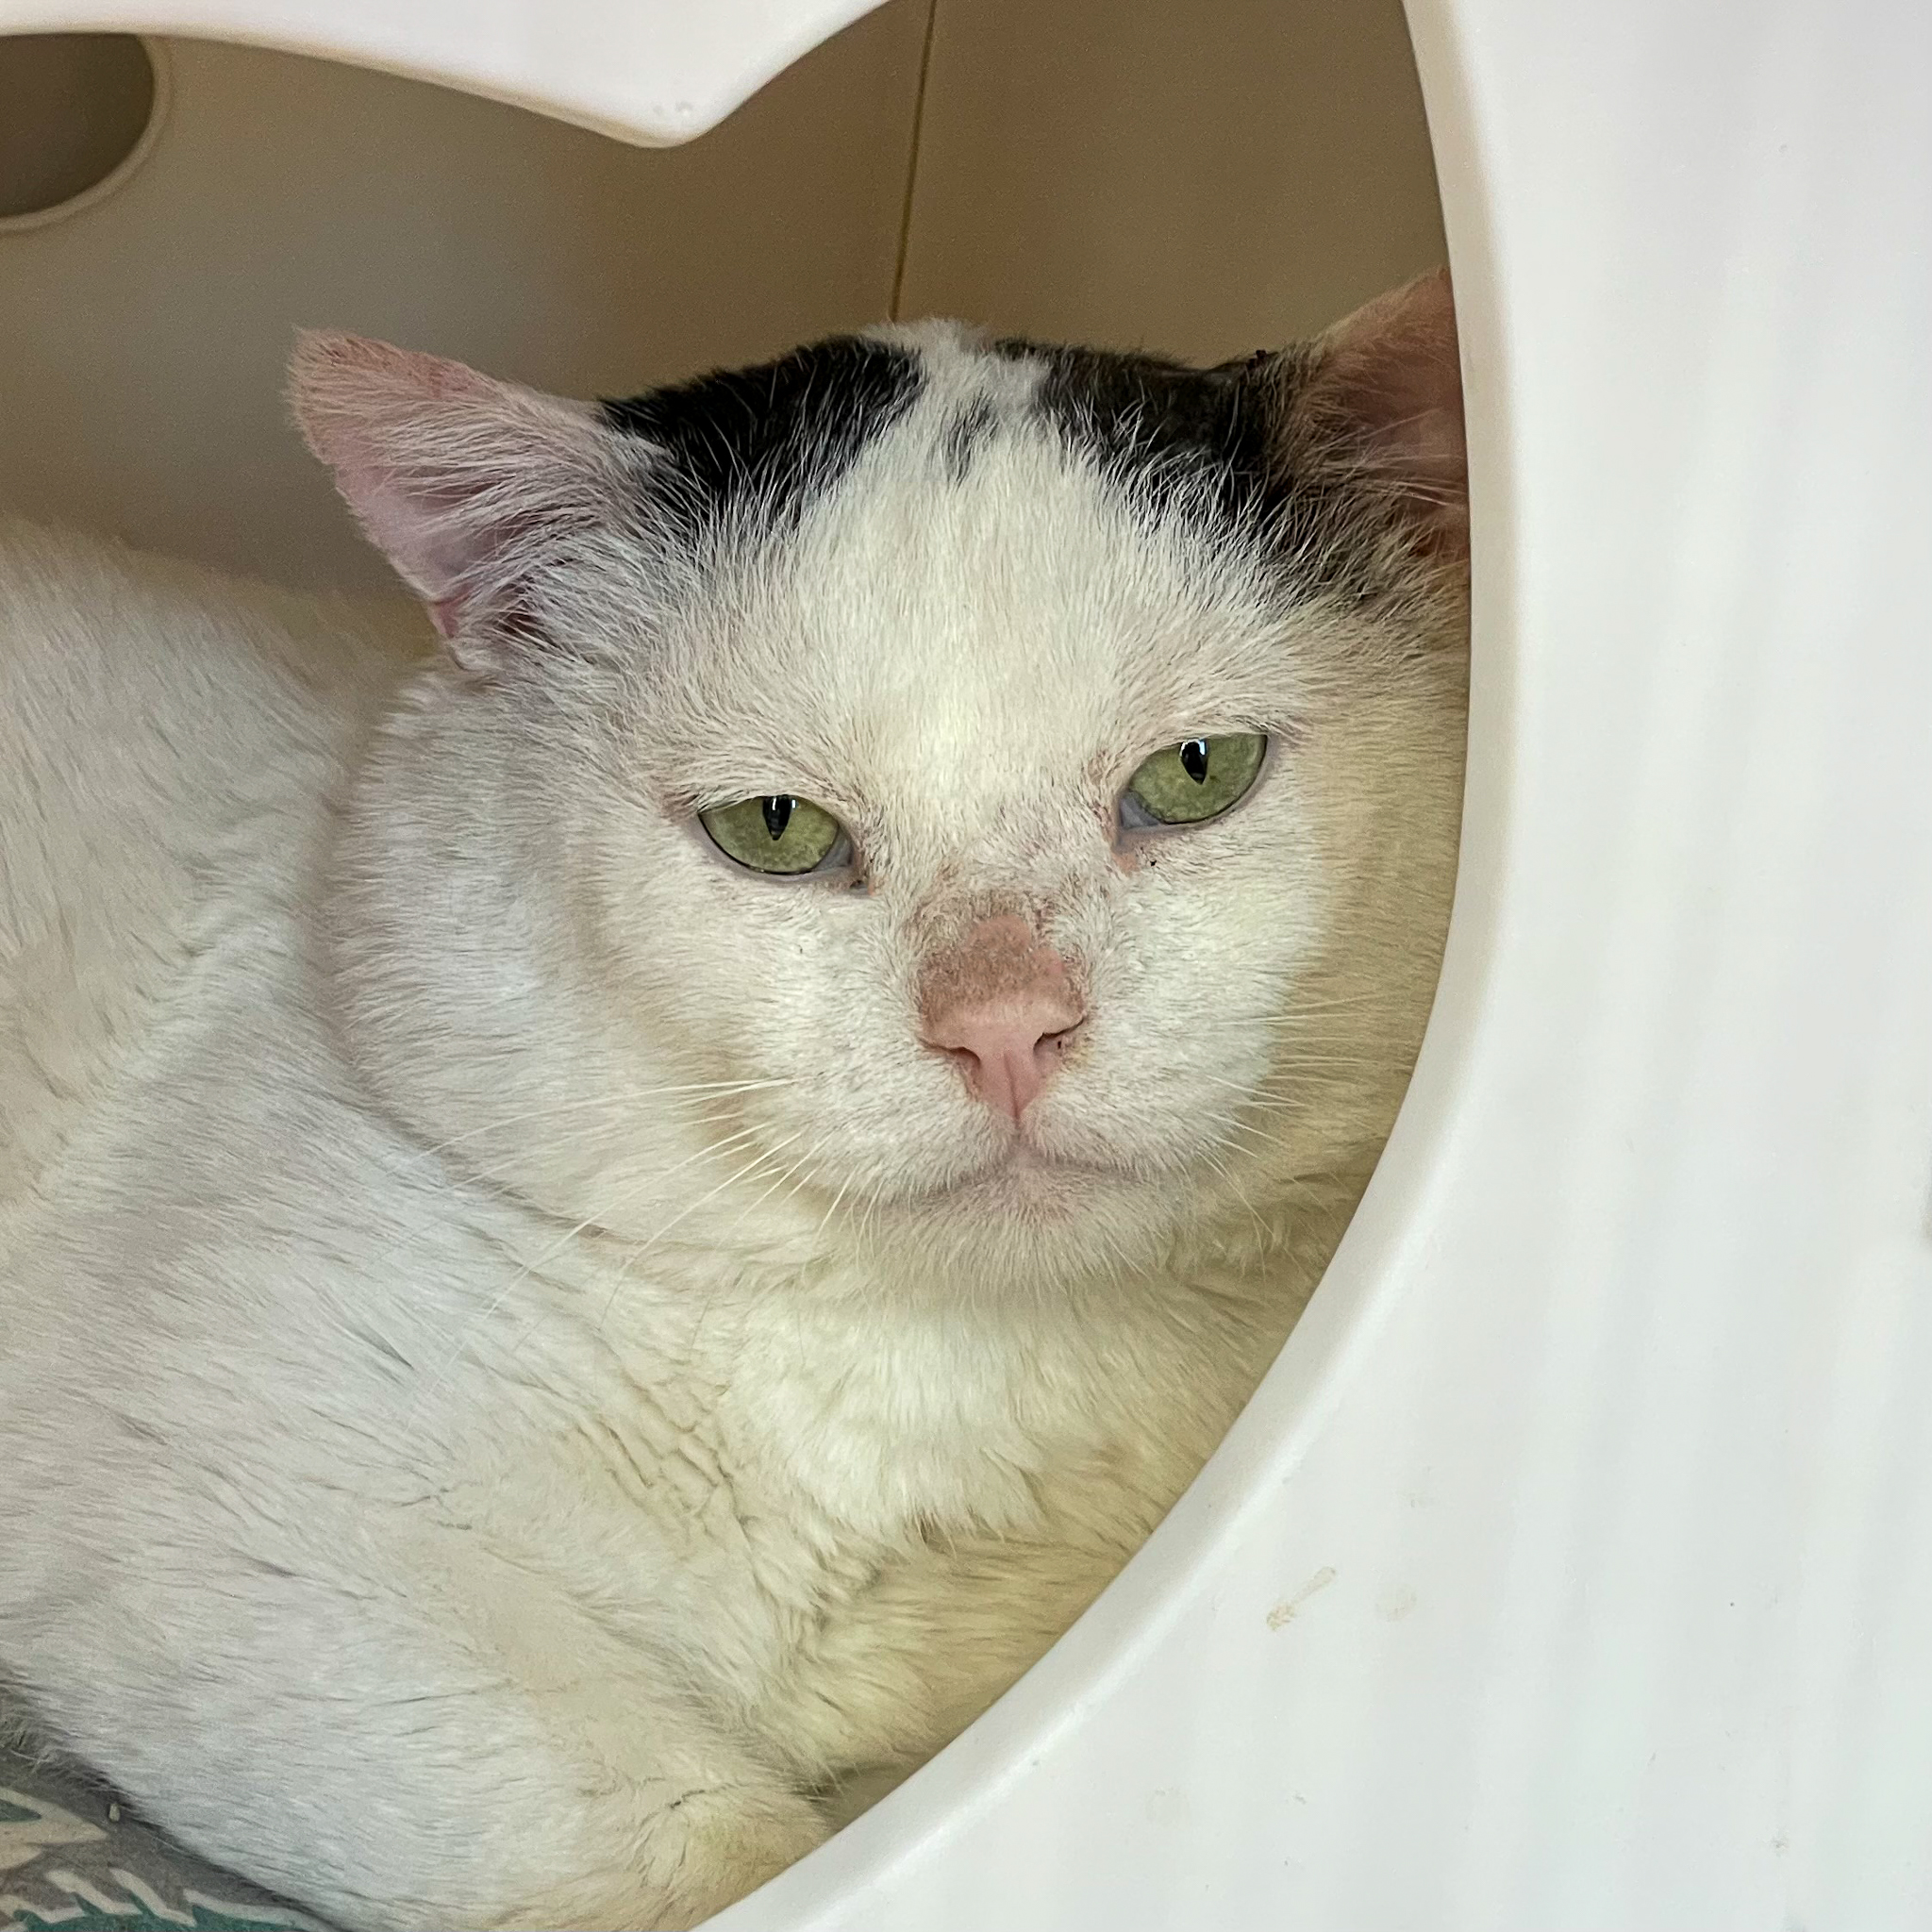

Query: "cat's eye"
<box><xmin>699</xmin><ymin>793</ymin><xmax>850</xmax><ymax>875</ymax></box>
<box><xmin>1121</xmin><ymin>732</ymin><xmax>1268</xmax><ymax>829</ymax></box>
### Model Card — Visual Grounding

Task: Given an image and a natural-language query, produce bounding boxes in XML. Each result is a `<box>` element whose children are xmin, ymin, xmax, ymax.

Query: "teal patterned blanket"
<box><xmin>1</xmin><ymin>1739</ymin><xmax>331</xmax><ymax>1932</ymax></box>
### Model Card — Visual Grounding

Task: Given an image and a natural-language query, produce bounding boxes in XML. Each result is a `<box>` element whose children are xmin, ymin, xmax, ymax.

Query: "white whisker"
<box><xmin>394</xmin><ymin>1079</ymin><xmax>794</xmax><ymax>1170</ymax></box>
<box><xmin>596</xmin><ymin>1129</ymin><xmax>811</xmax><ymax>1339</ymax></box>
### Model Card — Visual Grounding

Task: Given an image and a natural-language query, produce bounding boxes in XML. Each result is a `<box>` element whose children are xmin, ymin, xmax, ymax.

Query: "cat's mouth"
<box><xmin>931</xmin><ymin>1136</ymin><xmax>1127</xmax><ymax>1208</ymax></box>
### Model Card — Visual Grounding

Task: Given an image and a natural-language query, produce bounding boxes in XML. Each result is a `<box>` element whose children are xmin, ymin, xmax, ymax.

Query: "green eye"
<box><xmin>1122</xmin><ymin>732</ymin><xmax>1268</xmax><ymax>828</ymax></box>
<box><xmin>700</xmin><ymin>793</ymin><xmax>849</xmax><ymax>875</ymax></box>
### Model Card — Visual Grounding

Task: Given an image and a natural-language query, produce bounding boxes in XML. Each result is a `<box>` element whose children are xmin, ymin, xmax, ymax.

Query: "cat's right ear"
<box><xmin>290</xmin><ymin>333</ymin><xmax>644</xmax><ymax>673</ymax></box>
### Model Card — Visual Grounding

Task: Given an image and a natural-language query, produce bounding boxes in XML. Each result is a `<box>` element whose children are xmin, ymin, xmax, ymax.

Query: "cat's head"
<box><xmin>294</xmin><ymin>276</ymin><xmax>1467</xmax><ymax>1299</ymax></box>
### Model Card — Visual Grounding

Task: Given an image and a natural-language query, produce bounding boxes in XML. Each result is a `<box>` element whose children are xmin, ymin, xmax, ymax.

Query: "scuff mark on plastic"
<box><xmin>1266</xmin><ymin>1565</ymin><xmax>1338</xmax><ymax>1629</ymax></box>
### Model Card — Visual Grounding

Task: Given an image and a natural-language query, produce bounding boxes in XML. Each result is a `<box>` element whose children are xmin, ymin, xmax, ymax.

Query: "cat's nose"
<box><xmin>925</xmin><ymin>997</ymin><xmax>1085</xmax><ymax>1121</ymax></box>
<box><xmin>919</xmin><ymin>915</ymin><xmax>1086</xmax><ymax>1123</ymax></box>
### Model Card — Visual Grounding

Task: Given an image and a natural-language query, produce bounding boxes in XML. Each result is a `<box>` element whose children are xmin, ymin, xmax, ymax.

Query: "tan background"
<box><xmin>0</xmin><ymin>0</ymin><xmax>1443</xmax><ymax>591</ymax></box>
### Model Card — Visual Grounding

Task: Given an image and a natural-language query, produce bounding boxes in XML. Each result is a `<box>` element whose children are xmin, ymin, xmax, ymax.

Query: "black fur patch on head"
<box><xmin>938</xmin><ymin>398</ymin><xmax>997</xmax><ymax>483</ymax></box>
<box><xmin>1002</xmin><ymin>341</ymin><xmax>1283</xmax><ymax>532</ymax></box>
<box><xmin>1001</xmin><ymin>338</ymin><xmax>1370</xmax><ymax>594</ymax></box>
<box><xmin>601</xmin><ymin>337</ymin><xmax>920</xmax><ymax>544</ymax></box>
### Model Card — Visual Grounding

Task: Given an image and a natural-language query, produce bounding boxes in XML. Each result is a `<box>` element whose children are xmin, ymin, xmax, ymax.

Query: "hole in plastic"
<box><xmin>0</xmin><ymin>35</ymin><xmax>165</xmax><ymax>232</ymax></box>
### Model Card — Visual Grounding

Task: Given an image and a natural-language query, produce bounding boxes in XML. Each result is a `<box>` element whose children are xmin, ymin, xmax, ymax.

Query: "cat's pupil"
<box><xmin>1180</xmin><ymin>739</ymin><xmax>1210</xmax><ymax>784</ymax></box>
<box><xmin>760</xmin><ymin>795</ymin><xmax>793</xmax><ymax>841</ymax></box>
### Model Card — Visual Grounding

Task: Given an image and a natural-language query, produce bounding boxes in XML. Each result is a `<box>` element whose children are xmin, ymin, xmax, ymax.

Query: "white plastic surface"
<box><xmin>0</xmin><ymin>0</ymin><xmax>885</xmax><ymax>142</ymax></box>
<box><xmin>733</xmin><ymin>0</ymin><xmax>1932</xmax><ymax>1924</ymax></box>
<box><xmin>719</xmin><ymin>0</ymin><xmax>1931</xmax><ymax>1921</ymax></box>
<box><xmin>8</xmin><ymin>0</ymin><xmax>1932</xmax><ymax>1924</ymax></box>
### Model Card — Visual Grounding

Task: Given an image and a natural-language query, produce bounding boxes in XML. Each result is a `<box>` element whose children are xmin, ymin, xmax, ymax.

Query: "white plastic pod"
<box><xmin>0</xmin><ymin>0</ymin><xmax>888</xmax><ymax>141</ymax></box>
<box><xmin>3</xmin><ymin>1</ymin><xmax>1931</xmax><ymax>1928</ymax></box>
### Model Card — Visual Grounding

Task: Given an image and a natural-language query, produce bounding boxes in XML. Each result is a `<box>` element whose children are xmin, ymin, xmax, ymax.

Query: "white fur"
<box><xmin>0</xmin><ymin>307</ymin><xmax>1466</xmax><ymax>1930</ymax></box>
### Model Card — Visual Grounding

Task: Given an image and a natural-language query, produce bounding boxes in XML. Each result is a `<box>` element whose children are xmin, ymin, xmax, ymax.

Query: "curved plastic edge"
<box><xmin>707</xmin><ymin>0</ymin><xmax>1517</xmax><ymax>1920</ymax></box>
<box><xmin>0</xmin><ymin>0</ymin><xmax>893</xmax><ymax>146</ymax></box>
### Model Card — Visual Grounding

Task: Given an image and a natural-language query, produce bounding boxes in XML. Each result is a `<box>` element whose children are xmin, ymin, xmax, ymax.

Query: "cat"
<box><xmin>0</xmin><ymin>270</ymin><xmax>1467</xmax><ymax>1931</ymax></box>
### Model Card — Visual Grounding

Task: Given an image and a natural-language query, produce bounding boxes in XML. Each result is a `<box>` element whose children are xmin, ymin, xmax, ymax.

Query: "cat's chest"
<box><xmin>520</xmin><ymin>1252</ymin><xmax>1265</xmax><ymax>1666</ymax></box>
<box><xmin>614</xmin><ymin>1276</ymin><xmax>1197</xmax><ymax>1551</ymax></box>
<box><xmin>703</xmin><ymin>1295</ymin><xmax>1082</xmax><ymax>1541</ymax></box>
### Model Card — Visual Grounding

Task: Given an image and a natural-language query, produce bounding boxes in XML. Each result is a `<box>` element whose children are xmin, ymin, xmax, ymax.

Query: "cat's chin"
<box><xmin>868</xmin><ymin>1145</ymin><xmax>1174</xmax><ymax>1297</ymax></box>
<box><xmin>919</xmin><ymin>1140</ymin><xmax>1137</xmax><ymax>1221</ymax></box>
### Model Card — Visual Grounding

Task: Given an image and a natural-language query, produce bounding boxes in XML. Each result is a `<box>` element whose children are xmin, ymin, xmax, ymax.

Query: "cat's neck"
<box><xmin>553</xmin><ymin>1229</ymin><xmax>1331</xmax><ymax>1544</ymax></box>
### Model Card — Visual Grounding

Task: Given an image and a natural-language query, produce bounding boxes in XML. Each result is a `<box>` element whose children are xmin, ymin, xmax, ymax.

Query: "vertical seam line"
<box><xmin>889</xmin><ymin>0</ymin><xmax>941</xmax><ymax>321</ymax></box>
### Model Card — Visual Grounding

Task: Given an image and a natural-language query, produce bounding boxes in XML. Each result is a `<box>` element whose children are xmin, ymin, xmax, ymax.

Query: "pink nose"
<box><xmin>920</xmin><ymin>916</ymin><xmax>1085</xmax><ymax>1123</ymax></box>
<box><xmin>925</xmin><ymin>996</ymin><xmax>1084</xmax><ymax>1121</ymax></box>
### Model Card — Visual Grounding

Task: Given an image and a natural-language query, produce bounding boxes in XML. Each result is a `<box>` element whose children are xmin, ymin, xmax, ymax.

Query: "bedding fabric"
<box><xmin>1</xmin><ymin>1736</ymin><xmax>331</xmax><ymax>1932</ymax></box>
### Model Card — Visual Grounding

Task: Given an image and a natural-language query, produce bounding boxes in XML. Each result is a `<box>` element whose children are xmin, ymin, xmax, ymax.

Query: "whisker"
<box><xmin>596</xmin><ymin>1129</ymin><xmax>812</xmax><ymax>1339</ymax></box>
<box><xmin>672</xmin><ymin>1140</ymin><xmax>830</xmax><ymax>1385</ymax></box>
<box><xmin>1192</xmin><ymin>1073</ymin><xmax>1306</xmax><ymax>1110</ymax></box>
<box><xmin>1216</xmin><ymin>1117</ymin><xmax>1284</xmax><ymax>1155</ymax></box>
<box><xmin>393</xmin><ymin>1079</ymin><xmax>795</xmax><ymax>1169</ymax></box>
<box><xmin>1198</xmin><ymin>1149</ymin><xmax>1271</xmax><ymax>1244</ymax></box>
<box><xmin>813</xmin><ymin>1167</ymin><xmax>858</xmax><ymax>1247</ymax></box>
<box><xmin>400</xmin><ymin>1121</ymin><xmax>774</xmax><ymax>1433</ymax></box>
<box><xmin>724</xmin><ymin>1141</ymin><xmax>825</xmax><ymax>1241</ymax></box>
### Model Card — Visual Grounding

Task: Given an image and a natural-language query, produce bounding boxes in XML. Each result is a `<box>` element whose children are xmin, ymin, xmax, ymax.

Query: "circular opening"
<box><xmin>0</xmin><ymin>34</ymin><xmax>163</xmax><ymax>231</ymax></box>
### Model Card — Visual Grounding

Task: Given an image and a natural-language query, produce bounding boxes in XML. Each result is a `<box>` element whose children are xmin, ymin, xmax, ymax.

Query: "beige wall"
<box><xmin>900</xmin><ymin>0</ymin><xmax>1445</xmax><ymax>358</ymax></box>
<box><xmin>0</xmin><ymin>0</ymin><xmax>1442</xmax><ymax>591</ymax></box>
<box><xmin>0</xmin><ymin>14</ymin><xmax>926</xmax><ymax>589</ymax></box>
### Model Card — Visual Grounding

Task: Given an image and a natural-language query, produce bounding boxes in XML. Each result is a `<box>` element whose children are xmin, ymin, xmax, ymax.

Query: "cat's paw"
<box><xmin>650</xmin><ymin>1781</ymin><xmax>829</xmax><ymax>1926</ymax></box>
<box><xmin>500</xmin><ymin>1781</ymin><xmax>828</xmax><ymax>1931</ymax></box>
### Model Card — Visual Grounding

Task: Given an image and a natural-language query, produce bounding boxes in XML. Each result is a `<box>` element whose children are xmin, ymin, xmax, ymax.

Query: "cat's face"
<box><xmin>588</xmin><ymin>405</ymin><xmax>1340</xmax><ymax>1285</ymax></box>
<box><xmin>297</xmin><ymin>287</ymin><xmax>1467</xmax><ymax>1292</ymax></box>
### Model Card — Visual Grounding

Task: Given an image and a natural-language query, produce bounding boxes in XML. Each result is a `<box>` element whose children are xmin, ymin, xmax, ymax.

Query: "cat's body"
<box><xmin>0</xmin><ymin>282</ymin><xmax>1466</xmax><ymax>1930</ymax></box>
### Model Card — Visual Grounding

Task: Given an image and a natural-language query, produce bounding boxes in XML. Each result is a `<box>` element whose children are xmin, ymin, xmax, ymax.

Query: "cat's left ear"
<box><xmin>1261</xmin><ymin>267</ymin><xmax>1468</xmax><ymax>562</ymax></box>
<box><xmin>291</xmin><ymin>332</ymin><xmax>644</xmax><ymax>671</ymax></box>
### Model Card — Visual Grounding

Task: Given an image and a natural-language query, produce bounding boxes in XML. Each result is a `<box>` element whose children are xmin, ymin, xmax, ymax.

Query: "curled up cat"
<box><xmin>0</xmin><ymin>271</ymin><xmax>1468</xmax><ymax>1930</ymax></box>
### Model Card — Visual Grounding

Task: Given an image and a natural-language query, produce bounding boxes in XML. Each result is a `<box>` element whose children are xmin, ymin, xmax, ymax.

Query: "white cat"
<box><xmin>0</xmin><ymin>273</ymin><xmax>1467</xmax><ymax>1931</ymax></box>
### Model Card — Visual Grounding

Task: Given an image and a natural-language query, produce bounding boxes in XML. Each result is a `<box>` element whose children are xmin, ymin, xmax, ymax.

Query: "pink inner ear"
<box><xmin>321</xmin><ymin>453</ymin><xmax>473</xmax><ymax>635</ymax></box>
<box><xmin>288</xmin><ymin>330</ymin><xmax>612</xmax><ymax>649</ymax></box>
<box><xmin>1314</xmin><ymin>270</ymin><xmax>1468</xmax><ymax>548</ymax></box>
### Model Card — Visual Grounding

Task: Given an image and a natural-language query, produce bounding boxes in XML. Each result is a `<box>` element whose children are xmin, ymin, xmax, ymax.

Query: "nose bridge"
<box><xmin>891</xmin><ymin>763</ymin><xmax>1116</xmax><ymax>1027</ymax></box>
<box><xmin>903</xmin><ymin>798</ymin><xmax>1117</xmax><ymax>985</ymax></box>
<box><xmin>901</xmin><ymin>789</ymin><xmax>1107</xmax><ymax>941</ymax></box>
<box><xmin>917</xmin><ymin>910</ymin><xmax>1069</xmax><ymax>1027</ymax></box>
